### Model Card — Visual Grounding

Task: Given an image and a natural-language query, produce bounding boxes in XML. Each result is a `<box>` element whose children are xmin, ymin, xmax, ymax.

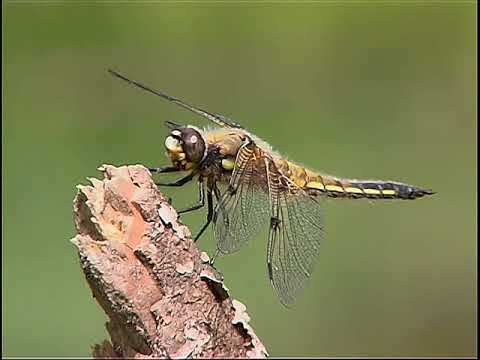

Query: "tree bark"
<box><xmin>71</xmin><ymin>164</ymin><xmax>268</xmax><ymax>359</ymax></box>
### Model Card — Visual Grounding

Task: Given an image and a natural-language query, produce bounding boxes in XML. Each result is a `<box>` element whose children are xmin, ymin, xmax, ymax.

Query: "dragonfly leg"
<box><xmin>194</xmin><ymin>189</ymin><xmax>213</xmax><ymax>242</ymax></box>
<box><xmin>149</xmin><ymin>165</ymin><xmax>178</xmax><ymax>174</ymax></box>
<box><xmin>178</xmin><ymin>180</ymin><xmax>205</xmax><ymax>214</ymax></box>
<box><xmin>155</xmin><ymin>171</ymin><xmax>196</xmax><ymax>187</ymax></box>
<box><xmin>209</xmin><ymin>248</ymin><xmax>221</xmax><ymax>266</ymax></box>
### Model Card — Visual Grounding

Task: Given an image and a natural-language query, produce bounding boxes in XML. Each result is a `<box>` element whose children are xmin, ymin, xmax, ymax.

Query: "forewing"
<box><xmin>213</xmin><ymin>143</ymin><xmax>270</xmax><ymax>255</ymax></box>
<box><xmin>267</xmin><ymin>164</ymin><xmax>324</xmax><ymax>306</ymax></box>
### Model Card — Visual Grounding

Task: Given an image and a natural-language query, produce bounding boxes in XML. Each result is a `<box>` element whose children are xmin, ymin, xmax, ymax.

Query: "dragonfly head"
<box><xmin>164</xmin><ymin>123</ymin><xmax>206</xmax><ymax>170</ymax></box>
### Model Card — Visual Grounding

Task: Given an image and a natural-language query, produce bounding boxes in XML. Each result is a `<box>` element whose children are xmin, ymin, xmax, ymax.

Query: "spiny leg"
<box><xmin>149</xmin><ymin>165</ymin><xmax>178</xmax><ymax>174</ymax></box>
<box><xmin>183</xmin><ymin>182</ymin><xmax>220</xmax><ymax>271</ymax></box>
<box><xmin>194</xmin><ymin>189</ymin><xmax>214</xmax><ymax>242</ymax></box>
<box><xmin>208</xmin><ymin>183</ymin><xmax>223</xmax><ymax>266</ymax></box>
<box><xmin>178</xmin><ymin>180</ymin><xmax>205</xmax><ymax>214</ymax></box>
<box><xmin>208</xmin><ymin>248</ymin><xmax>222</xmax><ymax>267</ymax></box>
<box><xmin>150</xmin><ymin>166</ymin><xmax>196</xmax><ymax>205</ymax></box>
<box><xmin>155</xmin><ymin>171</ymin><xmax>196</xmax><ymax>187</ymax></box>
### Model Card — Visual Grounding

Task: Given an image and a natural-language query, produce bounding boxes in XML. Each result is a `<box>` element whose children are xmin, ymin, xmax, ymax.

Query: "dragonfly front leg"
<box><xmin>149</xmin><ymin>165</ymin><xmax>178</xmax><ymax>174</ymax></box>
<box><xmin>150</xmin><ymin>166</ymin><xmax>196</xmax><ymax>205</ymax></box>
<box><xmin>194</xmin><ymin>189</ymin><xmax>214</xmax><ymax>243</ymax></box>
<box><xmin>178</xmin><ymin>180</ymin><xmax>205</xmax><ymax>214</ymax></box>
<box><xmin>154</xmin><ymin>170</ymin><xmax>196</xmax><ymax>187</ymax></box>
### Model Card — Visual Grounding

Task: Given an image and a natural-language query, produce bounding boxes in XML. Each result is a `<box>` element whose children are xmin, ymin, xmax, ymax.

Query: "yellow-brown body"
<box><xmin>201</xmin><ymin>127</ymin><xmax>432</xmax><ymax>200</ymax></box>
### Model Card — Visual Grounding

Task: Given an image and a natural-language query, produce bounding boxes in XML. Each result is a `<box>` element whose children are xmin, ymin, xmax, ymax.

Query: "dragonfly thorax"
<box><xmin>164</xmin><ymin>126</ymin><xmax>207</xmax><ymax>170</ymax></box>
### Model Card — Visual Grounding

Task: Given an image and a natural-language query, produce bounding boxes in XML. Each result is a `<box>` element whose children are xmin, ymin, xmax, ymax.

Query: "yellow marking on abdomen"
<box><xmin>363</xmin><ymin>188</ymin><xmax>381</xmax><ymax>195</ymax></box>
<box><xmin>345</xmin><ymin>187</ymin><xmax>363</xmax><ymax>194</ymax></box>
<box><xmin>381</xmin><ymin>189</ymin><xmax>396</xmax><ymax>195</ymax></box>
<box><xmin>306</xmin><ymin>181</ymin><xmax>325</xmax><ymax>190</ymax></box>
<box><xmin>325</xmin><ymin>184</ymin><xmax>344</xmax><ymax>192</ymax></box>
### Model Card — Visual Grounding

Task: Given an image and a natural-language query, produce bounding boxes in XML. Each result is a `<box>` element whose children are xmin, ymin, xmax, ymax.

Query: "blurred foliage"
<box><xmin>2</xmin><ymin>2</ymin><xmax>476</xmax><ymax>357</ymax></box>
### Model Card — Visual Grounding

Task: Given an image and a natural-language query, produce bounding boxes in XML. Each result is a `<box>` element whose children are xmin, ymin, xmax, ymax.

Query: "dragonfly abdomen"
<box><xmin>305</xmin><ymin>176</ymin><xmax>434</xmax><ymax>200</ymax></box>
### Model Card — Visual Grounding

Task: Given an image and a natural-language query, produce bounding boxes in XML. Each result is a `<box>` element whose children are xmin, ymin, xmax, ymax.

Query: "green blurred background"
<box><xmin>3</xmin><ymin>2</ymin><xmax>476</xmax><ymax>357</ymax></box>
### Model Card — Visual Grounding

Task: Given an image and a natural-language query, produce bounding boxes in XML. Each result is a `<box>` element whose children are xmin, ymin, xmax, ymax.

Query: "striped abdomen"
<box><xmin>275</xmin><ymin>159</ymin><xmax>434</xmax><ymax>200</ymax></box>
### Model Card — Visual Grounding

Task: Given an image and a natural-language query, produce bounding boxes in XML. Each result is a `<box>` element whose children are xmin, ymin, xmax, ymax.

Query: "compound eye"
<box><xmin>165</xmin><ymin>136</ymin><xmax>182</xmax><ymax>152</ymax></box>
<box><xmin>182</xmin><ymin>129</ymin><xmax>205</xmax><ymax>163</ymax></box>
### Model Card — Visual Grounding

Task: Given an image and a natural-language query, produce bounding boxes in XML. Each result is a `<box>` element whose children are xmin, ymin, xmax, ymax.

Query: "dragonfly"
<box><xmin>109</xmin><ymin>69</ymin><xmax>435</xmax><ymax>306</ymax></box>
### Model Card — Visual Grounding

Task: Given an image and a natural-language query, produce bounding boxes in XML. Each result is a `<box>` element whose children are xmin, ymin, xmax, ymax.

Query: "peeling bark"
<box><xmin>71</xmin><ymin>164</ymin><xmax>268</xmax><ymax>359</ymax></box>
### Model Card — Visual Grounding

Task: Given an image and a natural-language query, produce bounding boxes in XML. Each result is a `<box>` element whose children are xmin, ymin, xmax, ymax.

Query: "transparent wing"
<box><xmin>109</xmin><ymin>69</ymin><xmax>243</xmax><ymax>129</ymax></box>
<box><xmin>213</xmin><ymin>143</ymin><xmax>270</xmax><ymax>255</ymax></box>
<box><xmin>267</xmin><ymin>164</ymin><xmax>324</xmax><ymax>307</ymax></box>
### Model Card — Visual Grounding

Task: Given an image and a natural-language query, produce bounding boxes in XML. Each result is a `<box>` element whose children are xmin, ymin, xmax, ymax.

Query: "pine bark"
<box><xmin>71</xmin><ymin>164</ymin><xmax>268</xmax><ymax>358</ymax></box>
